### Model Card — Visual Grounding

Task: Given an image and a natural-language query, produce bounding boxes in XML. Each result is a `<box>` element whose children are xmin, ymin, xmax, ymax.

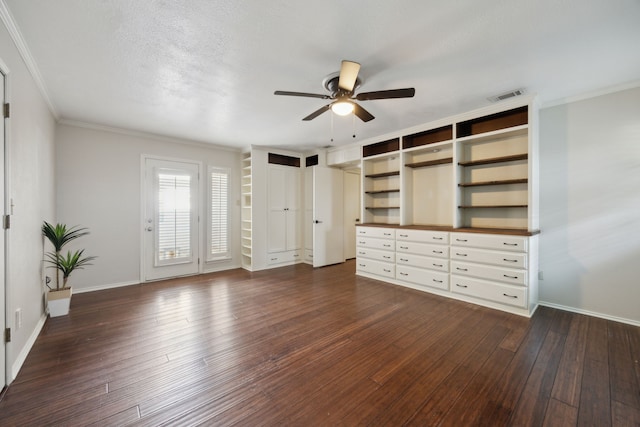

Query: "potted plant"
<box><xmin>42</xmin><ymin>221</ymin><xmax>96</xmax><ymax>317</ymax></box>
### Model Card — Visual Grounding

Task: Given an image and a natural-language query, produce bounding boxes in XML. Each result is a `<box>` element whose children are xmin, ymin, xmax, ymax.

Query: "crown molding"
<box><xmin>0</xmin><ymin>0</ymin><xmax>59</xmax><ymax>119</ymax></box>
<box><xmin>58</xmin><ymin>119</ymin><xmax>242</xmax><ymax>153</ymax></box>
<box><xmin>541</xmin><ymin>80</ymin><xmax>640</xmax><ymax>109</ymax></box>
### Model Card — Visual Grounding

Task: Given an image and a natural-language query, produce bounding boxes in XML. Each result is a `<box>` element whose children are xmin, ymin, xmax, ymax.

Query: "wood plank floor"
<box><xmin>1</xmin><ymin>260</ymin><xmax>639</xmax><ymax>426</ymax></box>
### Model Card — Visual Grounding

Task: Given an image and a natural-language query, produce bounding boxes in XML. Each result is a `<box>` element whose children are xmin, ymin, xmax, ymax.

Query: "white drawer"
<box><xmin>451</xmin><ymin>276</ymin><xmax>527</xmax><ymax>308</ymax></box>
<box><xmin>267</xmin><ymin>250</ymin><xmax>302</xmax><ymax>265</ymax></box>
<box><xmin>356</xmin><ymin>258</ymin><xmax>395</xmax><ymax>279</ymax></box>
<box><xmin>396</xmin><ymin>265</ymin><xmax>449</xmax><ymax>290</ymax></box>
<box><xmin>356</xmin><ymin>227</ymin><xmax>395</xmax><ymax>240</ymax></box>
<box><xmin>450</xmin><ymin>247</ymin><xmax>527</xmax><ymax>269</ymax></box>
<box><xmin>451</xmin><ymin>233</ymin><xmax>528</xmax><ymax>253</ymax></box>
<box><xmin>396</xmin><ymin>253</ymin><xmax>449</xmax><ymax>273</ymax></box>
<box><xmin>356</xmin><ymin>247</ymin><xmax>395</xmax><ymax>263</ymax></box>
<box><xmin>396</xmin><ymin>229</ymin><xmax>449</xmax><ymax>244</ymax></box>
<box><xmin>356</xmin><ymin>236</ymin><xmax>395</xmax><ymax>251</ymax></box>
<box><xmin>304</xmin><ymin>249</ymin><xmax>313</xmax><ymax>262</ymax></box>
<box><xmin>451</xmin><ymin>261</ymin><xmax>527</xmax><ymax>286</ymax></box>
<box><xmin>396</xmin><ymin>241</ymin><xmax>448</xmax><ymax>259</ymax></box>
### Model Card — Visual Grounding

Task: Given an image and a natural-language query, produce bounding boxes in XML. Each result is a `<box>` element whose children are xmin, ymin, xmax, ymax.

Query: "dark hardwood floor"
<box><xmin>1</xmin><ymin>260</ymin><xmax>638</xmax><ymax>426</ymax></box>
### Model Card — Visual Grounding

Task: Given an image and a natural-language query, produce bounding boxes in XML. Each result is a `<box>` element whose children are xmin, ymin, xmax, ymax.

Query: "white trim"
<box><xmin>539</xmin><ymin>301</ymin><xmax>640</xmax><ymax>328</ymax></box>
<box><xmin>58</xmin><ymin>119</ymin><xmax>240</xmax><ymax>153</ymax></box>
<box><xmin>541</xmin><ymin>80</ymin><xmax>640</xmax><ymax>109</ymax></box>
<box><xmin>0</xmin><ymin>0</ymin><xmax>58</xmax><ymax>119</ymax></box>
<box><xmin>73</xmin><ymin>280</ymin><xmax>140</xmax><ymax>294</ymax></box>
<box><xmin>10</xmin><ymin>313</ymin><xmax>46</xmax><ymax>382</ymax></box>
<box><xmin>203</xmin><ymin>262</ymin><xmax>241</xmax><ymax>274</ymax></box>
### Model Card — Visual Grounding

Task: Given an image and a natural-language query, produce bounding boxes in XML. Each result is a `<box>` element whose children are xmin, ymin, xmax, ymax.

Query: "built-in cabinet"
<box><xmin>267</xmin><ymin>164</ymin><xmax>302</xmax><ymax>264</ymax></box>
<box><xmin>357</xmin><ymin>225</ymin><xmax>538</xmax><ymax>316</ymax></box>
<box><xmin>356</xmin><ymin>96</ymin><xmax>540</xmax><ymax>316</ymax></box>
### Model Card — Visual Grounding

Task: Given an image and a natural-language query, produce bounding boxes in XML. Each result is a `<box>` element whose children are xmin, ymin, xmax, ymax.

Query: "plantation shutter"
<box><xmin>157</xmin><ymin>173</ymin><xmax>192</xmax><ymax>262</ymax></box>
<box><xmin>209</xmin><ymin>168</ymin><xmax>230</xmax><ymax>260</ymax></box>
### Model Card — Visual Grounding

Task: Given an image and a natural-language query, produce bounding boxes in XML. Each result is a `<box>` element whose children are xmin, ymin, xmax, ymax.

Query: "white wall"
<box><xmin>0</xmin><ymin>19</ymin><xmax>56</xmax><ymax>381</ymax></box>
<box><xmin>539</xmin><ymin>87</ymin><xmax>640</xmax><ymax>324</ymax></box>
<box><xmin>55</xmin><ymin>124</ymin><xmax>241</xmax><ymax>291</ymax></box>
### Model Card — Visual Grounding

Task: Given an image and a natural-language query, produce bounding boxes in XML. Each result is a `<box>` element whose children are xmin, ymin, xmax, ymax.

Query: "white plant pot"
<box><xmin>48</xmin><ymin>288</ymin><xmax>72</xmax><ymax>317</ymax></box>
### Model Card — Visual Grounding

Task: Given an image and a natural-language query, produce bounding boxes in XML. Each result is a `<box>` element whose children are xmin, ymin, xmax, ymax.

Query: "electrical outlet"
<box><xmin>538</xmin><ymin>271</ymin><xmax>544</xmax><ymax>280</ymax></box>
<box><xmin>15</xmin><ymin>308</ymin><xmax>22</xmax><ymax>329</ymax></box>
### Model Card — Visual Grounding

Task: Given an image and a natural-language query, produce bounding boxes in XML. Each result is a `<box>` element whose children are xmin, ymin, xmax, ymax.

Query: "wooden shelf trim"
<box><xmin>458</xmin><ymin>153</ymin><xmax>528</xmax><ymax>167</ymax></box>
<box><xmin>365</xmin><ymin>171</ymin><xmax>400</xmax><ymax>178</ymax></box>
<box><xmin>458</xmin><ymin>178</ymin><xmax>528</xmax><ymax>187</ymax></box>
<box><xmin>365</xmin><ymin>189</ymin><xmax>400</xmax><ymax>194</ymax></box>
<box><xmin>405</xmin><ymin>157</ymin><xmax>453</xmax><ymax>169</ymax></box>
<box><xmin>458</xmin><ymin>204</ymin><xmax>528</xmax><ymax>209</ymax></box>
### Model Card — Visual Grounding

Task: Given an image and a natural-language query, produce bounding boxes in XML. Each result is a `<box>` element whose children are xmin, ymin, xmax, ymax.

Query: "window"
<box><xmin>208</xmin><ymin>167</ymin><xmax>230</xmax><ymax>261</ymax></box>
<box><xmin>157</xmin><ymin>172</ymin><xmax>192</xmax><ymax>263</ymax></box>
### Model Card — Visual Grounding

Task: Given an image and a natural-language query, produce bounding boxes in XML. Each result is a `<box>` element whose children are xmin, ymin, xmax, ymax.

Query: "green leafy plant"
<box><xmin>42</xmin><ymin>221</ymin><xmax>96</xmax><ymax>290</ymax></box>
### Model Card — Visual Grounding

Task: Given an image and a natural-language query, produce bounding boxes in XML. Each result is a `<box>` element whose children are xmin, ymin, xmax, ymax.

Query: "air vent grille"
<box><xmin>488</xmin><ymin>89</ymin><xmax>525</xmax><ymax>103</ymax></box>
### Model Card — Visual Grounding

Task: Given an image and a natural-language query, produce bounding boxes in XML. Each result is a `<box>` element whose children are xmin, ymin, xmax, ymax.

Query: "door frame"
<box><xmin>1</xmin><ymin>56</ymin><xmax>10</xmax><ymax>388</ymax></box>
<box><xmin>140</xmin><ymin>154</ymin><xmax>203</xmax><ymax>282</ymax></box>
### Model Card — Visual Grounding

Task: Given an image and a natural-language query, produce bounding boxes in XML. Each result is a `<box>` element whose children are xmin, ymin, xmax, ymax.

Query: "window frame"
<box><xmin>206</xmin><ymin>166</ymin><xmax>231</xmax><ymax>262</ymax></box>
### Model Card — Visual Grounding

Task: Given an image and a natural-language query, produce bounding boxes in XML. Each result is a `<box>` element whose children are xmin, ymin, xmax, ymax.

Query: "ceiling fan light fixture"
<box><xmin>331</xmin><ymin>100</ymin><xmax>354</xmax><ymax>116</ymax></box>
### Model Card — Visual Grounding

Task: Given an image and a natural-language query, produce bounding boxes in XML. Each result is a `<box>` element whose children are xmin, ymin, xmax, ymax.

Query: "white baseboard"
<box><xmin>539</xmin><ymin>301</ymin><xmax>640</xmax><ymax>327</ymax></box>
<box><xmin>11</xmin><ymin>313</ymin><xmax>47</xmax><ymax>383</ymax></box>
<box><xmin>73</xmin><ymin>280</ymin><xmax>140</xmax><ymax>294</ymax></box>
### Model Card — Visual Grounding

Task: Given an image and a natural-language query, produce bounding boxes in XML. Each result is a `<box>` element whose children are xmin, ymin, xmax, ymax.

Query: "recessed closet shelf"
<box><xmin>405</xmin><ymin>157</ymin><xmax>453</xmax><ymax>169</ymax></box>
<box><xmin>458</xmin><ymin>153</ymin><xmax>528</xmax><ymax>167</ymax></box>
<box><xmin>358</xmin><ymin>223</ymin><xmax>539</xmax><ymax>236</ymax></box>
<box><xmin>458</xmin><ymin>205</ymin><xmax>528</xmax><ymax>209</ymax></box>
<box><xmin>365</xmin><ymin>189</ymin><xmax>400</xmax><ymax>194</ymax></box>
<box><xmin>364</xmin><ymin>171</ymin><xmax>400</xmax><ymax>178</ymax></box>
<box><xmin>458</xmin><ymin>178</ymin><xmax>528</xmax><ymax>187</ymax></box>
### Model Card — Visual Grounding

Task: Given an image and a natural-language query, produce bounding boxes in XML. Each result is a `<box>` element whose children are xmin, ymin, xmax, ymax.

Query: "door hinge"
<box><xmin>3</xmin><ymin>103</ymin><xmax>9</xmax><ymax>119</ymax></box>
<box><xmin>3</xmin><ymin>214</ymin><xmax>10</xmax><ymax>230</ymax></box>
<box><xmin>198</xmin><ymin>258</ymin><xmax>200</xmax><ymax>265</ymax></box>
<box><xmin>5</xmin><ymin>328</ymin><xmax>10</xmax><ymax>343</ymax></box>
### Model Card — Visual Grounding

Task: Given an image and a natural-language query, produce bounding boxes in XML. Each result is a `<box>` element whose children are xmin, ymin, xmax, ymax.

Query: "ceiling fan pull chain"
<box><xmin>352</xmin><ymin>113</ymin><xmax>356</xmax><ymax>138</ymax></box>
<box><xmin>330</xmin><ymin>110</ymin><xmax>334</xmax><ymax>142</ymax></box>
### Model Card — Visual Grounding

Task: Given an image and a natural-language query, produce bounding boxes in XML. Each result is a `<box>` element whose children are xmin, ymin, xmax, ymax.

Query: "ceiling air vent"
<box><xmin>488</xmin><ymin>89</ymin><xmax>525</xmax><ymax>103</ymax></box>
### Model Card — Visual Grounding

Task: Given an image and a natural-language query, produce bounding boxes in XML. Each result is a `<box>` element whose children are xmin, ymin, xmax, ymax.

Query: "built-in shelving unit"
<box><xmin>241</xmin><ymin>152</ymin><xmax>252</xmax><ymax>270</ymax></box>
<box><xmin>359</xmin><ymin>97</ymin><xmax>537</xmax><ymax>233</ymax></box>
<box><xmin>362</xmin><ymin>140</ymin><xmax>401</xmax><ymax>225</ymax></box>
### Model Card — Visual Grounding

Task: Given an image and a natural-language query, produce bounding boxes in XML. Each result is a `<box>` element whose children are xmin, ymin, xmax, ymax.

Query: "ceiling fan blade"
<box><xmin>356</xmin><ymin>88</ymin><xmax>416</xmax><ymax>101</ymax></box>
<box><xmin>274</xmin><ymin>90</ymin><xmax>330</xmax><ymax>99</ymax></box>
<box><xmin>302</xmin><ymin>104</ymin><xmax>332</xmax><ymax>121</ymax></box>
<box><xmin>338</xmin><ymin>60</ymin><xmax>361</xmax><ymax>92</ymax></box>
<box><xmin>353</xmin><ymin>103</ymin><xmax>375</xmax><ymax>122</ymax></box>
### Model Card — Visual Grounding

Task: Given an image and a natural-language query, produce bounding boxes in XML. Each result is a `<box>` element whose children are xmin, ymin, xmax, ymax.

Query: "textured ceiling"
<box><xmin>3</xmin><ymin>0</ymin><xmax>640</xmax><ymax>150</ymax></box>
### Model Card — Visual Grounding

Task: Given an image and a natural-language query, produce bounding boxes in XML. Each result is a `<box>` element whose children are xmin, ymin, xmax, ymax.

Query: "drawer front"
<box><xmin>356</xmin><ymin>247</ymin><xmax>395</xmax><ymax>263</ymax></box>
<box><xmin>396</xmin><ymin>229</ymin><xmax>449</xmax><ymax>244</ymax></box>
<box><xmin>396</xmin><ymin>253</ymin><xmax>449</xmax><ymax>273</ymax></box>
<box><xmin>451</xmin><ymin>276</ymin><xmax>527</xmax><ymax>308</ymax></box>
<box><xmin>451</xmin><ymin>261</ymin><xmax>527</xmax><ymax>286</ymax></box>
<box><xmin>356</xmin><ymin>227</ymin><xmax>395</xmax><ymax>240</ymax></box>
<box><xmin>451</xmin><ymin>247</ymin><xmax>527</xmax><ymax>269</ymax></box>
<box><xmin>451</xmin><ymin>233</ymin><xmax>528</xmax><ymax>253</ymax></box>
<box><xmin>267</xmin><ymin>250</ymin><xmax>302</xmax><ymax>265</ymax></box>
<box><xmin>396</xmin><ymin>265</ymin><xmax>449</xmax><ymax>290</ymax></box>
<box><xmin>304</xmin><ymin>249</ymin><xmax>313</xmax><ymax>262</ymax></box>
<box><xmin>396</xmin><ymin>241</ymin><xmax>448</xmax><ymax>259</ymax></box>
<box><xmin>356</xmin><ymin>258</ymin><xmax>395</xmax><ymax>279</ymax></box>
<box><xmin>356</xmin><ymin>236</ymin><xmax>395</xmax><ymax>251</ymax></box>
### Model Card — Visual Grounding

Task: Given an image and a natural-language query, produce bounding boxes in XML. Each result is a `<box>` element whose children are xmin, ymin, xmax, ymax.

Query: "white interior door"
<box><xmin>343</xmin><ymin>170</ymin><xmax>361</xmax><ymax>259</ymax></box>
<box><xmin>313</xmin><ymin>166</ymin><xmax>344</xmax><ymax>267</ymax></box>
<box><xmin>1</xmin><ymin>68</ymin><xmax>6</xmax><ymax>388</ymax></box>
<box><xmin>143</xmin><ymin>158</ymin><xmax>200</xmax><ymax>281</ymax></box>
